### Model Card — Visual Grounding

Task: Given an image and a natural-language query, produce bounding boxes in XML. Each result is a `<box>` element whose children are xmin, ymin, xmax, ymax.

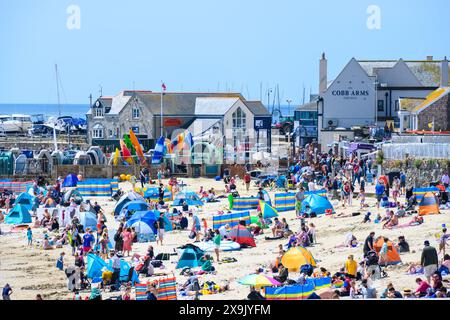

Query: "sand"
<box><xmin>0</xmin><ymin>177</ymin><xmax>448</xmax><ymax>300</ymax></box>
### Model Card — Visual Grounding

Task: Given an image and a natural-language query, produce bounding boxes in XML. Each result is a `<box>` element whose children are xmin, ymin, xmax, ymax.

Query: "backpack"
<box><xmin>300</xmin><ymin>264</ymin><xmax>313</xmax><ymax>276</ymax></box>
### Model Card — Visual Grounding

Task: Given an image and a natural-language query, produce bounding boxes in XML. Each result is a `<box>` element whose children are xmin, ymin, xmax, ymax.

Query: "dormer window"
<box><xmin>94</xmin><ymin>101</ymin><xmax>104</xmax><ymax>117</ymax></box>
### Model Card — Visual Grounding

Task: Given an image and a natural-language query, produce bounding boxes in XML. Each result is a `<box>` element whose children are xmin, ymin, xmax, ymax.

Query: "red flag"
<box><xmin>162</xmin><ymin>83</ymin><xmax>167</xmax><ymax>91</ymax></box>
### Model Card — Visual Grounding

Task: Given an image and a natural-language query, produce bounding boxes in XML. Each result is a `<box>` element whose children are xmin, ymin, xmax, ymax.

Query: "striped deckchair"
<box><xmin>212</xmin><ymin>211</ymin><xmax>251</xmax><ymax>229</ymax></box>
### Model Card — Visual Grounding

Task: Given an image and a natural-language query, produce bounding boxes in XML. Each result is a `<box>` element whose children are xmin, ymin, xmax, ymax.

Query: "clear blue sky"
<box><xmin>1</xmin><ymin>0</ymin><xmax>449</xmax><ymax>105</ymax></box>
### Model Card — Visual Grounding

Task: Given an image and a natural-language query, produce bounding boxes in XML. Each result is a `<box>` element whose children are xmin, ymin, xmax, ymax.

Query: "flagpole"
<box><xmin>160</xmin><ymin>81</ymin><xmax>163</xmax><ymax>137</ymax></box>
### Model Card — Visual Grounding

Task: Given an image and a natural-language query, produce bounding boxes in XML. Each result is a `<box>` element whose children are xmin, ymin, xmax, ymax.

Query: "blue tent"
<box><xmin>62</xmin><ymin>174</ymin><xmax>79</xmax><ymax>188</ymax></box>
<box><xmin>176</xmin><ymin>247</ymin><xmax>205</xmax><ymax>269</ymax></box>
<box><xmin>301</xmin><ymin>194</ymin><xmax>334</xmax><ymax>215</ymax></box>
<box><xmin>5</xmin><ymin>204</ymin><xmax>32</xmax><ymax>224</ymax></box>
<box><xmin>78</xmin><ymin>211</ymin><xmax>98</xmax><ymax>231</ymax></box>
<box><xmin>86</xmin><ymin>253</ymin><xmax>139</xmax><ymax>284</ymax></box>
<box><xmin>15</xmin><ymin>192</ymin><xmax>36</xmax><ymax>211</ymax></box>
<box><xmin>107</xmin><ymin>258</ymin><xmax>140</xmax><ymax>283</ymax></box>
<box><xmin>86</xmin><ymin>253</ymin><xmax>109</xmax><ymax>279</ymax></box>
<box><xmin>276</xmin><ymin>175</ymin><xmax>287</xmax><ymax>188</ymax></box>
<box><xmin>118</xmin><ymin>200</ymin><xmax>150</xmax><ymax>220</ymax></box>
<box><xmin>125</xmin><ymin>210</ymin><xmax>158</xmax><ymax>233</ymax></box>
<box><xmin>113</xmin><ymin>191</ymin><xmax>146</xmax><ymax>216</ymax></box>
<box><xmin>172</xmin><ymin>191</ymin><xmax>203</xmax><ymax>206</ymax></box>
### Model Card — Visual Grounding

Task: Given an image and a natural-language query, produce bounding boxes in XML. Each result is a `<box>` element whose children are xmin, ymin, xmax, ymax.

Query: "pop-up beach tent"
<box><xmin>176</xmin><ymin>247</ymin><xmax>205</xmax><ymax>269</ymax></box>
<box><xmin>418</xmin><ymin>192</ymin><xmax>440</xmax><ymax>216</ymax></box>
<box><xmin>172</xmin><ymin>191</ymin><xmax>203</xmax><ymax>206</ymax></box>
<box><xmin>114</xmin><ymin>191</ymin><xmax>146</xmax><ymax>216</ymax></box>
<box><xmin>4</xmin><ymin>204</ymin><xmax>32</xmax><ymax>224</ymax></box>
<box><xmin>301</xmin><ymin>194</ymin><xmax>334</xmax><ymax>215</ymax></box>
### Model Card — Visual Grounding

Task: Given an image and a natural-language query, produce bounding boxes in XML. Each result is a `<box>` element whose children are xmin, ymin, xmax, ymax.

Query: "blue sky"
<box><xmin>1</xmin><ymin>0</ymin><xmax>449</xmax><ymax>105</ymax></box>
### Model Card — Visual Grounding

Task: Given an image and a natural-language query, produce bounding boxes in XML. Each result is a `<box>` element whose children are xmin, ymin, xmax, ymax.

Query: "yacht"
<box><xmin>0</xmin><ymin>114</ymin><xmax>33</xmax><ymax>134</ymax></box>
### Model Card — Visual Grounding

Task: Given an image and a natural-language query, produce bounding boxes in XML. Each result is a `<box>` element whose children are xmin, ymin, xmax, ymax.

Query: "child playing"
<box><xmin>202</xmin><ymin>218</ymin><xmax>208</xmax><ymax>236</ymax></box>
<box><xmin>27</xmin><ymin>227</ymin><xmax>33</xmax><ymax>246</ymax></box>
<box><xmin>362</xmin><ymin>212</ymin><xmax>371</xmax><ymax>224</ymax></box>
<box><xmin>358</xmin><ymin>188</ymin><xmax>366</xmax><ymax>209</ymax></box>
<box><xmin>56</xmin><ymin>252</ymin><xmax>65</xmax><ymax>270</ymax></box>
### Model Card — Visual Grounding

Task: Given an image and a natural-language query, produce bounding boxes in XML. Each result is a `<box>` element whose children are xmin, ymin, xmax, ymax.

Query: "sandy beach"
<box><xmin>0</xmin><ymin>177</ymin><xmax>448</xmax><ymax>300</ymax></box>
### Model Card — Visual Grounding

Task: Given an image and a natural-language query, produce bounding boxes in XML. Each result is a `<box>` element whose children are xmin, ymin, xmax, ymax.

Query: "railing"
<box><xmin>383</xmin><ymin>143</ymin><xmax>450</xmax><ymax>160</ymax></box>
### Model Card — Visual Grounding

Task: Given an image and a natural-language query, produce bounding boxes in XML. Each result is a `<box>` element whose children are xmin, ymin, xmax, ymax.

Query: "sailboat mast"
<box><xmin>55</xmin><ymin>64</ymin><xmax>61</xmax><ymax>117</ymax></box>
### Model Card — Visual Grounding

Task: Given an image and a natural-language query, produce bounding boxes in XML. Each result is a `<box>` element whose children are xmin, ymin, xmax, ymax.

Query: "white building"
<box><xmin>317</xmin><ymin>53</ymin><xmax>449</xmax><ymax>151</ymax></box>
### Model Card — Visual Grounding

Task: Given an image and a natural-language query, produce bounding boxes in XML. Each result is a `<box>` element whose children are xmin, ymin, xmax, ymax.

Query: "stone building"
<box><xmin>399</xmin><ymin>87</ymin><xmax>450</xmax><ymax>132</ymax></box>
<box><xmin>86</xmin><ymin>90</ymin><xmax>272</xmax><ymax>155</ymax></box>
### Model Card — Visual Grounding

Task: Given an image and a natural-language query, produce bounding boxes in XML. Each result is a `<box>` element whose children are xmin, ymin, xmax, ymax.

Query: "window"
<box><xmin>132</xmin><ymin>107</ymin><xmax>140</xmax><ymax>119</ymax></box>
<box><xmin>92</xmin><ymin>124</ymin><xmax>104</xmax><ymax>139</ymax></box>
<box><xmin>377</xmin><ymin>100</ymin><xmax>384</xmax><ymax>112</ymax></box>
<box><xmin>232</xmin><ymin>107</ymin><xmax>246</xmax><ymax>129</ymax></box>
<box><xmin>131</xmin><ymin>126</ymin><xmax>139</xmax><ymax>134</ymax></box>
<box><xmin>108</xmin><ymin>129</ymin><xmax>113</xmax><ymax>137</ymax></box>
<box><xmin>94</xmin><ymin>107</ymin><xmax>104</xmax><ymax>117</ymax></box>
<box><xmin>395</xmin><ymin>100</ymin><xmax>399</xmax><ymax>112</ymax></box>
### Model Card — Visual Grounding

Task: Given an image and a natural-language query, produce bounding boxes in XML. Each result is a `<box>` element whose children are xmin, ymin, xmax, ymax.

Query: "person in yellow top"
<box><xmin>345</xmin><ymin>255</ymin><xmax>358</xmax><ymax>279</ymax></box>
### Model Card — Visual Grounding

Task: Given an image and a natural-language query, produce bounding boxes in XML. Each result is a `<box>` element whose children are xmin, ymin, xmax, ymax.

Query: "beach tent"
<box><xmin>125</xmin><ymin>210</ymin><xmax>158</xmax><ymax>233</ymax></box>
<box><xmin>119</xmin><ymin>200</ymin><xmax>150</xmax><ymax>219</ymax></box>
<box><xmin>4</xmin><ymin>204</ymin><xmax>32</xmax><ymax>224</ymax></box>
<box><xmin>107</xmin><ymin>259</ymin><xmax>139</xmax><ymax>284</ymax></box>
<box><xmin>281</xmin><ymin>247</ymin><xmax>317</xmax><ymax>272</ymax></box>
<box><xmin>128</xmin><ymin>221</ymin><xmax>155</xmax><ymax>242</ymax></box>
<box><xmin>228</xmin><ymin>225</ymin><xmax>256</xmax><ymax>247</ymax></box>
<box><xmin>259</xmin><ymin>201</ymin><xmax>278</xmax><ymax>219</ymax></box>
<box><xmin>301</xmin><ymin>194</ymin><xmax>334</xmax><ymax>215</ymax></box>
<box><xmin>62</xmin><ymin>174</ymin><xmax>79</xmax><ymax>188</ymax></box>
<box><xmin>172</xmin><ymin>191</ymin><xmax>203</xmax><ymax>206</ymax></box>
<box><xmin>413</xmin><ymin>187</ymin><xmax>440</xmax><ymax>202</ymax></box>
<box><xmin>418</xmin><ymin>192</ymin><xmax>440</xmax><ymax>216</ymax></box>
<box><xmin>113</xmin><ymin>191</ymin><xmax>146</xmax><ymax>216</ymax></box>
<box><xmin>76</xmin><ymin>211</ymin><xmax>98</xmax><ymax>231</ymax></box>
<box><xmin>176</xmin><ymin>247</ymin><xmax>205</xmax><ymax>269</ymax></box>
<box><xmin>373</xmin><ymin>237</ymin><xmax>401</xmax><ymax>265</ymax></box>
<box><xmin>86</xmin><ymin>253</ymin><xmax>109</xmax><ymax>279</ymax></box>
<box><xmin>86</xmin><ymin>253</ymin><xmax>139</xmax><ymax>284</ymax></box>
<box><xmin>275</xmin><ymin>175</ymin><xmax>288</xmax><ymax>189</ymax></box>
<box><xmin>15</xmin><ymin>192</ymin><xmax>36</xmax><ymax>211</ymax></box>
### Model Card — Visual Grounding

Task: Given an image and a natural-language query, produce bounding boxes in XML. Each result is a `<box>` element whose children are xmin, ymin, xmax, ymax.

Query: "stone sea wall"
<box><xmin>383</xmin><ymin>158</ymin><xmax>450</xmax><ymax>188</ymax></box>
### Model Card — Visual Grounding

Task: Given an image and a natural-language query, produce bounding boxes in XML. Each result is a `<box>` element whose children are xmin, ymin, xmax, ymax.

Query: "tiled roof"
<box><xmin>243</xmin><ymin>101</ymin><xmax>271</xmax><ymax>116</ymax></box>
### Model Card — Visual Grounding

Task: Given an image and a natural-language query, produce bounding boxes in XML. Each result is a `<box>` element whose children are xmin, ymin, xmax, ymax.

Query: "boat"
<box><xmin>0</xmin><ymin>114</ymin><xmax>33</xmax><ymax>134</ymax></box>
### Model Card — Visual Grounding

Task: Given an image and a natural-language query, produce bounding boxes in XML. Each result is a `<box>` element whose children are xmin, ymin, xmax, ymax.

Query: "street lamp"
<box><xmin>286</xmin><ymin>99</ymin><xmax>293</xmax><ymax>117</ymax></box>
<box><xmin>267</xmin><ymin>88</ymin><xmax>273</xmax><ymax>116</ymax></box>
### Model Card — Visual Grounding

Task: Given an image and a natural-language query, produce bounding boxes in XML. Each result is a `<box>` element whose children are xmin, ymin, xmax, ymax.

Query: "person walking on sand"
<box><xmin>421</xmin><ymin>240</ymin><xmax>439</xmax><ymax>283</ymax></box>
<box><xmin>244</xmin><ymin>172</ymin><xmax>251</xmax><ymax>192</ymax></box>
<box><xmin>438</xmin><ymin>227</ymin><xmax>449</xmax><ymax>258</ymax></box>
<box><xmin>122</xmin><ymin>227</ymin><xmax>133</xmax><ymax>256</ymax></box>
<box><xmin>213</xmin><ymin>229</ymin><xmax>221</xmax><ymax>262</ymax></box>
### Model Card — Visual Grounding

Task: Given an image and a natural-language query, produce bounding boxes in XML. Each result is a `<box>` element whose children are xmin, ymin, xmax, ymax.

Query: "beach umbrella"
<box><xmin>281</xmin><ymin>247</ymin><xmax>316</xmax><ymax>272</ymax></box>
<box><xmin>238</xmin><ymin>274</ymin><xmax>281</xmax><ymax>287</ymax></box>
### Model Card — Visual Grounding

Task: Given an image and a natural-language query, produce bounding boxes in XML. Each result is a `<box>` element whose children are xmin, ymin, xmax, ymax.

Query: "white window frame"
<box><xmin>92</xmin><ymin>124</ymin><xmax>104</xmax><ymax>139</ymax></box>
<box><xmin>132</xmin><ymin>107</ymin><xmax>140</xmax><ymax>119</ymax></box>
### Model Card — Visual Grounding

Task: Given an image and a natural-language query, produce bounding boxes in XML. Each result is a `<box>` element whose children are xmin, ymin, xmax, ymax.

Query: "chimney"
<box><xmin>427</xmin><ymin>55</ymin><xmax>433</xmax><ymax>61</ymax></box>
<box><xmin>441</xmin><ymin>57</ymin><xmax>449</xmax><ymax>87</ymax></box>
<box><xmin>319</xmin><ymin>52</ymin><xmax>327</xmax><ymax>94</ymax></box>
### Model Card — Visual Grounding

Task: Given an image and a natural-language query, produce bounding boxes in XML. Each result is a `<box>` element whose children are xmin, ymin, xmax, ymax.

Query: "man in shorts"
<box><xmin>375</xmin><ymin>181</ymin><xmax>385</xmax><ymax>209</ymax></box>
<box><xmin>421</xmin><ymin>240</ymin><xmax>439</xmax><ymax>283</ymax></box>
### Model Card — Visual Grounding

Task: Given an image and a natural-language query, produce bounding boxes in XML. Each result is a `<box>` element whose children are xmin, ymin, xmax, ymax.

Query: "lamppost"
<box><xmin>286</xmin><ymin>99</ymin><xmax>292</xmax><ymax>117</ymax></box>
<box><xmin>267</xmin><ymin>88</ymin><xmax>273</xmax><ymax>116</ymax></box>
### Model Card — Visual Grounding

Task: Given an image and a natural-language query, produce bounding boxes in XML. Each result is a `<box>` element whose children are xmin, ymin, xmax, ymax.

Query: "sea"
<box><xmin>0</xmin><ymin>104</ymin><xmax>89</xmax><ymax>119</ymax></box>
<box><xmin>0</xmin><ymin>104</ymin><xmax>294</xmax><ymax>120</ymax></box>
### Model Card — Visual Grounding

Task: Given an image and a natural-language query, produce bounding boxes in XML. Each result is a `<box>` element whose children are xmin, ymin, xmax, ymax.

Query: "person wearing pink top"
<box><xmin>414</xmin><ymin>278</ymin><xmax>431</xmax><ymax>297</ymax></box>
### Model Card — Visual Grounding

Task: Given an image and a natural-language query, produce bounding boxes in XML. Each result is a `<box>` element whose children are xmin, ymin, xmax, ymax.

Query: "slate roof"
<box><xmin>358</xmin><ymin>60</ymin><xmax>449</xmax><ymax>87</ymax></box>
<box><xmin>244</xmin><ymin>101</ymin><xmax>271</xmax><ymax>116</ymax></box>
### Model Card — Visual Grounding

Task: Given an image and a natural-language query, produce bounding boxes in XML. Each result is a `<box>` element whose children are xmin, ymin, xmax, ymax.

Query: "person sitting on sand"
<box><xmin>43</xmin><ymin>234</ymin><xmax>53</xmax><ymax>250</ymax></box>
<box><xmin>415</xmin><ymin>278</ymin><xmax>431</xmax><ymax>297</ymax></box>
<box><xmin>383</xmin><ymin>213</ymin><xmax>399</xmax><ymax>229</ymax></box>
<box><xmin>271</xmin><ymin>218</ymin><xmax>283</xmax><ymax>237</ymax></box>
